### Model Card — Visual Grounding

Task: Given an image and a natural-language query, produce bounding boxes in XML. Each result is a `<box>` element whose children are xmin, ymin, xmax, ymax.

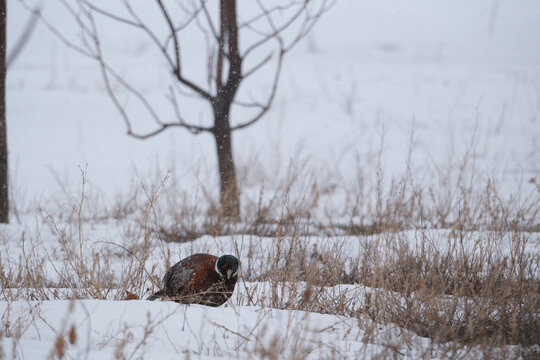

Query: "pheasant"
<box><xmin>148</xmin><ymin>253</ymin><xmax>239</xmax><ymax>307</ymax></box>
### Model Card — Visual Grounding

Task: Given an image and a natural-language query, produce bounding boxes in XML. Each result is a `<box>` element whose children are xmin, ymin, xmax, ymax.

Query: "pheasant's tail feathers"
<box><xmin>147</xmin><ymin>289</ymin><xmax>165</xmax><ymax>301</ymax></box>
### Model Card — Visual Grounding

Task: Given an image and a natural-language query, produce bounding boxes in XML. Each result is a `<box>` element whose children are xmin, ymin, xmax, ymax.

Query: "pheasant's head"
<box><xmin>216</xmin><ymin>255</ymin><xmax>239</xmax><ymax>280</ymax></box>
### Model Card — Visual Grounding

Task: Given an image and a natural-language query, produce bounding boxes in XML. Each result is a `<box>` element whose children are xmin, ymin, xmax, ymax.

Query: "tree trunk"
<box><xmin>210</xmin><ymin>0</ymin><xmax>241</xmax><ymax>220</ymax></box>
<box><xmin>0</xmin><ymin>0</ymin><xmax>8</xmax><ymax>224</ymax></box>
<box><xmin>213</xmin><ymin>108</ymin><xmax>239</xmax><ymax>219</ymax></box>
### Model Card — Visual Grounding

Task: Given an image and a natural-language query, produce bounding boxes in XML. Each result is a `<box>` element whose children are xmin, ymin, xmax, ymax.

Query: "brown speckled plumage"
<box><xmin>148</xmin><ymin>253</ymin><xmax>238</xmax><ymax>307</ymax></box>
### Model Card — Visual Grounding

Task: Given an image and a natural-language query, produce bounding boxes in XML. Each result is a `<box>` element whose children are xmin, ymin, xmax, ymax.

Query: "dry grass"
<box><xmin>1</xmin><ymin>141</ymin><xmax>539</xmax><ymax>359</ymax></box>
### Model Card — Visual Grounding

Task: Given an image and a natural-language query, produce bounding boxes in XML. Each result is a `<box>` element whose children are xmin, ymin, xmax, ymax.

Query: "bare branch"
<box><xmin>242</xmin><ymin>1</ymin><xmax>307</xmax><ymax>59</ymax></box>
<box><xmin>231</xmin><ymin>49</ymin><xmax>284</xmax><ymax>131</ymax></box>
<box><xmin>242</xmin><ymin>0</ymin><xmax>334</xmax><ymax>60</ymax></box>
<box><xmin>79</xmin><ymin>0</ymin><xmax>142</xmax><ymax>28</ymax></box>
<box><xmin>215</xmin><ymin>1</ymin><xmax>226</xmax><ymax>90</ymax></box>
<box><xmin>102</xmin><ymin>62</ymin><xmax>164</xmax><ymax>129</ymax></box>
<box><xmin>121</xmin><ymin>0</ymin><xmax>175</xmax><ymax>69</ymax></box>
<box><xmin>18</xmin><ymin>0</ymin><xmax>96</xmax><ymax>58</ymax></box>
<box><xmin>6</xmin><ymin>5</ymin><xmax>40</xmax><ymax>69</ymax></box>
<box><xmin>60</xmin><ymin>0</ymin><xmax>99</xmax><ymax>48</ymax></box>
<box><xmin>79</xmin><ymin>4</ymin><xmax>135</xmax><ymax>134</ymax></box>
<box><xmin>167</xmin><ymin>86</ymin><xmax>213</xmax><ymax>135</ymax></box>
<box><xmin>199</xmin><ymin>0</ymin><xmax>219</xmax><ymax>42</ymax></box>
<box><xmin>72</xmin><ymin>3</ymin><xmax>189</xmax><ymax>139</ymax></box>
<box><xmin>167</xmin><ymin>85</ymin><xmax>185</xmax><ymax>123</ymax></box>
<box><xmin>230</xmin><ymin>0</ymin><xmax>334</xmax><ymax>130</ymax></box>
<box><xmin>163</xmin><ymin>3</ymin><xmax>204</xmax><ymax>51</ymax></box>
<box><xmin>25</xmin><ymin>0</ymin><xmax>332</xmax><ymax>140</ymax></box>
<box><xmin>175</xmin><ymin>72</ymin><xmax>213</xmax><ymax>100</ymax></box>
<box><xmin>232</xmin><ymin>99</ymin><xmax>266</xmax><ymax>109</ymax></box>
<box><xmin>101</xmin><ymin>52</ymin><xmax>211</xmax><ymax>138</ymax></box>
<box><xmin>156</xmin><ymin>0</ymin><xmax>181</xmax><ymax>73</ymax></box>
<box><xmin>238</xmin><ymin>1</ymin><xmax>306</xmax><ymax>29</ymax></box>
<box><xmin>121</xmin><ymin>0</ymin><xmax>212</xmax><ymax>100</ymax></box>
<box><xmin>242</xmin><ymin>51</ymin><xmax>273</xmax><ymax>79</ymax></box>
<box><xmin>282</xmin><ymin>0</ymin><xmax>332</xmax><ymax>53</ymax></box>
<box><xmin>191</xmin><ymin>5</ymin><xmax>216</xmax><ymax>91</ymax></box>
<box><xmin>127</xmin><ymin>121</ymin><xmax>210</xmax><ymax>140</ymax></box>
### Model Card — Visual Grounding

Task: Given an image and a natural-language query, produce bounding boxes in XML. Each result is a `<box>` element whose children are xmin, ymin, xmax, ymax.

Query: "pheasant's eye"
<box><xmin>221</xmin><ymin>264</ymin><xmax>227</xmax><ymax>270</ymax></box>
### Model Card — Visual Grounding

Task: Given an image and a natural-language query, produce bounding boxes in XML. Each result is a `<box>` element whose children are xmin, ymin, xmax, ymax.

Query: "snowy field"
<box><xmin>2</xmin><ymin>0</ymin><xmax>540</xmax><ymax>358</ymax></box>
<box><xmin>1</xmin><ymin>226</ymin><xmax>538</xmax><ymax>358</ymax></box>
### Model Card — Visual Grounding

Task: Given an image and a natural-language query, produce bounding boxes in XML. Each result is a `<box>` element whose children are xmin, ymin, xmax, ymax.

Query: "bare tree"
<box><xmin>23</xmin><ymin>0</ymin><xmax>332</xmax><ymax>218</ymax></box>
<box><xmin>1</xmin><ymin>0</ymin><xmax>7</xmax><ymax>223</ymax></box>
<box><xmin>1</xmin><ymin>4</ymin><xmax>40</xmax><ymax>224</ymax></box>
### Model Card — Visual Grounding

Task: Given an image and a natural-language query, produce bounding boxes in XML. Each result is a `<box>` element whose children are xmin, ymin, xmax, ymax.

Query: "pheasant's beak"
<box><xmin>226</xmin><ymin>269</ymin><xmax>233</xmax><ymax>280</ymax></box>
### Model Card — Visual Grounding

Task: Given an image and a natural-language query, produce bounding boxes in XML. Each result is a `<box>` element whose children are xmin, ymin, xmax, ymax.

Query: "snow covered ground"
<box><xmin>1</xmin><ymin>217</ymin><xmax>538</xmax><ymax>358</ymax></box>
<box><xmin>2</xmin><ymin>298</ymin><xmax>527</xmax><ymax>360</ymax></box>
<box><xmin>0</xmin><ymin>299</ymin><xmax>489</xmax><ymax>359</ymax></box>
<box><xmin>1</xmin><ymin>221</ymin><xmax>537</xmax><ymax>358</ymax></box>
<box><xmin>3</xmin><ymin>0</ymin><xmax>540</xmax><ymax>358</ymax></box>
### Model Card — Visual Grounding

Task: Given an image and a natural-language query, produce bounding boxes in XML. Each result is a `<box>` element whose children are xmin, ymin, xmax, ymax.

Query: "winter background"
<box><xmin>1</xmin><ymin>0</ymin><xmax>540</xmax><ymax>358</ymax></box>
